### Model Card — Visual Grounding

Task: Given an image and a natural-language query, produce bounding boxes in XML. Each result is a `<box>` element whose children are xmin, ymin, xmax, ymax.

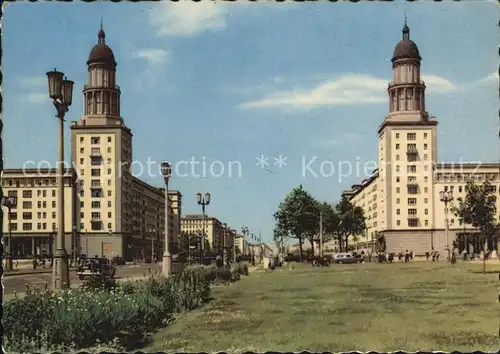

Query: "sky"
<box><xmin>2</xmin><ymin>1</ymin><xmax>499</xmax><ymax>244</ymax></box>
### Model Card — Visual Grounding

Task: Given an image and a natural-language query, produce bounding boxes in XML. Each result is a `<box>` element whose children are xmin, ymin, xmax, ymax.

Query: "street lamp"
<box><xmin>160</xmin><ymin>161</ymin><xmax>172</xmax><ymax>277</ymax></box>
<box><xmin>47</xmin><ymin>68</ymin><xmax>73</xmax><ymax>290</ymax></box>
<box><xmin>439</xmin><ymin>189</ymin><xmax>454</xmax><ymax>262</ymax></box>
<box><xmin>196</xmin><ymin>192</ymin><xmax>210</xmax><ymax>264</ymax></box>
<box><xmin>1</xmin><ymin>195</ymin><xmax>17</xmax><ymax>270</ymax></box>
<box><xmin>231</xmin><ymin>228</ymin><xmax>237</xmax><ymax>263</ymax></box>
<box><xmin>222</xmin><ymin>223</ymin><xmax>227</xmax><ymax>264</ymax></box>
<box><xmin>72</xmin><ymin>224</ymin><xmax>77</xmax><ymax>265</ymax></box>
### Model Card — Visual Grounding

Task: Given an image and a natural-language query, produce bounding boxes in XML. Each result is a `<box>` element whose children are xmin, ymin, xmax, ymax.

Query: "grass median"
<box><xmin>145</xmin><ymin>261</ymin><xmax>500</xmax><ymax>352</ymax></box>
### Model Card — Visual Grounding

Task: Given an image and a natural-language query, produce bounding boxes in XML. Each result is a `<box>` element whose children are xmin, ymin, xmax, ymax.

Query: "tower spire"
<box><xmin>402</xmin><ymin>15</ymin><xmax>410</xmax><ymax>40</ymax></box>
<box><xmin>98</xmin><ymin>19</ymin><xmax>105</xmax><ymax>44</ymax></box>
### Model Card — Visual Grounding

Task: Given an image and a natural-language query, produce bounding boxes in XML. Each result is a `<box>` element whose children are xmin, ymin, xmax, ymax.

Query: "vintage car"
<box><xmin>332</xmin><ymin>252</ymin><xmax>364</xmax><ymax>264</ymax></box>
<box><xmin>76</xmin><ymin>258</ymin><xmax>116</xmax><ymax>280</ymax></box>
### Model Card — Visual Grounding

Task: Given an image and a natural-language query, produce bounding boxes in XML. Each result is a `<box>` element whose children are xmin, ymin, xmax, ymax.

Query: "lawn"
<box><xmin>144</xmin><ymin>261</ymin><xmax>500</xmax><ymax>352</ymax></box>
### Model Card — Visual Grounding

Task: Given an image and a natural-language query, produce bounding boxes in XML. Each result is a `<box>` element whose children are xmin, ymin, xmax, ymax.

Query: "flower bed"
<box><xmin>4</xmin><ymin>263</ymin><xmax>250</xmax><ymax>353</ymax></box>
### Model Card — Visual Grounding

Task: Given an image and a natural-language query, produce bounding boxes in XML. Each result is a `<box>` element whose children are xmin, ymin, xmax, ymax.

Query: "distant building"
<box><xmin>342</xmin><ymin>23</ymin><xmax>500</xmax><ymax>256</ymax></box>
<box><xmin>180</xmin><ymin>215</ymin><xmax>235</xmax><ymax>255</ymax></box>
<box><xmin>2</xmin><ymin>168</ymin><xmax>77</xmax><ymax>257</ymax></box>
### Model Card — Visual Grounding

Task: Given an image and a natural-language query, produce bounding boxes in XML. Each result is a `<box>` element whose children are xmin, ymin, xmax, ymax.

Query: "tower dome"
<box><xmin>392</xmin><ymin>22</ymin><xmax>421</xmax><ymax>62</ymax></box>
<box><xmin>87</xmin><ymin>25</ymin><xmax>117</xmax><ymax>66</ymax></box>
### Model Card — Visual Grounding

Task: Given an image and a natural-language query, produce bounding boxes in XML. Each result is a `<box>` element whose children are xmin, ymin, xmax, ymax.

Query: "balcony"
<box><xmin>90</xmin><ymin>149</ymin><xmax>101</xmax><ymax>157</ymax></box>
<box><xmin>407</xmin><ymin>178</ymin><xmax>418</xmax><ymax>187</ymax></box>
<box><xmin>406</xmin><ymin>146</ymin><xmax>418</xmax><ymax>154</ymax></box>
<box><xmin>407</xmin><ymin>214</ymin><xmax>418</xmax><ymax>220</ymax></box>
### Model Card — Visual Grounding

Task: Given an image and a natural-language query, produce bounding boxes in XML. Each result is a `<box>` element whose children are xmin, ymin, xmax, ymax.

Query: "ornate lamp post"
<box><xmin>439</xmin><ymin>189</ymin><xmax>454</xmax><ymax>262</ymax></box>
<box><xmin>72</xmin><ymin>224</ymin><xmax>77</xmax><ymax>265</ymax></box>
<box><xmin>222</xmin><ymin>222</ymin><xmax>227</xmax><ymax>263</ymax></box>
<box><xmin>2</xmin><ymin>195</ymin><xmax>17</xmax><ymax>270</ymax></box>
<box><xmin>231</xmin><ymin>228</ymin><xmax>237</xmax><ymax>263</ymax></box>
<box><xmin>196</xmin><ymin>192</ymin><xmax>210</xmax><ymax>264</ymax></box>
<box><xmin>161</xmin><ymin>161</ymin><xmax>172</xmax><ymax>277</ymax></box>
<box><xmin>47</xmin><ymin>69</ymin><xmax>73</xmax><ymax>290</ymax></box>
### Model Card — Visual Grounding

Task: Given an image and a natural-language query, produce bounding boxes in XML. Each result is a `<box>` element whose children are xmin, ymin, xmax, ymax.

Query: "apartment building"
<box><xmin>69</xmin><ymin>26</ymin><xmax>183</xmax><ymax>259</ymax></box>
<box><xmin>341</xmin><ymin>23</ymin><xmax>500</xmax><ymax>256</ymax></box>
<box><xmin>2</xmin><ymin>27</ymin><xmax>182</xmax><ymax>260</ymax></box>
<box><xmin>1</xmin><ymin>168</ymin><xmax>78</xmax><ymax>257</ymax></box>
<box><xmin>180</xmin><ymin>215</ymin><xmax>235</xmax><ymax>254</ymax></box>
<box><xmin>234</xmin><ymin>234</ymin><xmax>248</xmax><ymax>255</ymax></box>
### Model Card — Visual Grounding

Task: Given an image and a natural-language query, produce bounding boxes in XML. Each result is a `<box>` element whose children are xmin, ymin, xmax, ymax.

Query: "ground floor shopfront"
<box><xmin>6</xmin><ymin>232</ymin><xmax>181</xmax><ymax>261</ymax></box>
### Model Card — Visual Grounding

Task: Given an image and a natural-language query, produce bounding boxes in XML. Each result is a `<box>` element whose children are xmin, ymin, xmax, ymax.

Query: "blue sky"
<box><xmin>3</xmin><ymin>1</ymin><xmax>498</xmax><ymax>243</ymax></box>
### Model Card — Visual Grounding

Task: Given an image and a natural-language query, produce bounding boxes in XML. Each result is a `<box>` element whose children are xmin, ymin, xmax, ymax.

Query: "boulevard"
<box><xmin>4</xmin><ymin>263</ymin><xmax>161</xmax><ymax>297</ymax></box>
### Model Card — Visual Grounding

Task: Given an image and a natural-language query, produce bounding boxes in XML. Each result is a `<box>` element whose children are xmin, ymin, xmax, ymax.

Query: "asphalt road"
<box><xmin>4</xmin><ymin>264</ymin><xmax>162</xmax><ymax>297</ymax></box>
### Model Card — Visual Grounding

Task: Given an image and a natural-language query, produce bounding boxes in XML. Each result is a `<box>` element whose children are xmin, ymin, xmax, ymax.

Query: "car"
<box><xmin>332</xmin><ymin>252</ymin><xmax>363</xmax><ymax>264</ymax></box>
<box><xmin>77</xmin><ymin>258</ymin><xmax>116</xmax><ymax>280</ymax></box>
<box><xmin>111</xmin><ymin>256</ymin><xmax>126</xmax><ymax>266</ymax></box>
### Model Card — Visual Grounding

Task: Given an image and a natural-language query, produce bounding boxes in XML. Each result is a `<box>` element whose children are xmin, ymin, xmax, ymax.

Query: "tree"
<box><xmin>332</xmin><ymin>196</ymin><xmax>366</xmax><ymax>252</ymax></box>
<box><xmin>452</xmin><ymin>181</ymin><xmax>498</xmax><ymax>253</ymax></box>
<box><xmin>273</xmin><ymin>185</ymin><xmax>318</xmax><ymax>262</ymax></box>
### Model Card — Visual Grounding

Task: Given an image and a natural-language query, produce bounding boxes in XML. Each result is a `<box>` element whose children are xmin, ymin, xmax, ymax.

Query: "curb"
<box><xmin>3</xmin><ymin>268</ymin><xmax>80</xmax><ymax>277</ymax></box>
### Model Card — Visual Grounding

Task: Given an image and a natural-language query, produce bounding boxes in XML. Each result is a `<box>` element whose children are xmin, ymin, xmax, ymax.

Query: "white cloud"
<box><xmin>421</xmin><ymin>75</ymin><xmax>458</xmax><ymax>94</ymax></box>
<box><xmin>26</xmin><ymin>93</ymin><xmax>47</xmax><ymax>104</ymax></box>
<box><xmin>238</xmin><ymin>72</ymin><xmax>496</xmax><ymax>111</ymax></box>
<box><xmin>19</xmin><ymin>76</ymin><xmax>46</xmax><ymax>88</ymax></box>
<box><xmin>133</xmin><ymin>49</ymin><xmax>169</xmax><ymax>66</ymax></box>
<box><xmin>150</xmin><ymin>1</ymin><xmax>231</xmax><ymax>37</ymax></box>
<box><xmin>239</xmin><ymin>74</ymin><xmax>388</xmax><ymax>110</ymax></box>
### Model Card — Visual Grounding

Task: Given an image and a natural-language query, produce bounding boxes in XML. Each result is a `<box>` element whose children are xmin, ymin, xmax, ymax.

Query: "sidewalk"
<box><xmin>3</xmin><ymin>267</ymin><xmax>80</xmax><ymax>277</ymax></box>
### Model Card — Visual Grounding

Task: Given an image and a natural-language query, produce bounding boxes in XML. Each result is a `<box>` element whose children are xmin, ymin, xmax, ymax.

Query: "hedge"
<box><xmin>4</xmin><ymin>263</ymin><xmax>250</xmax><ymax>353</ymax></box>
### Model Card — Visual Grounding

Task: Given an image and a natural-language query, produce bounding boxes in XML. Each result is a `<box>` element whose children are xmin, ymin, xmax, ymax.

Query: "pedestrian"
<box><xmin>404</xmin><ymin>250</ymin><xmax>410</xmax><ymax>263</ymax></box>
<box><xmin>436</xmin><ymin>251</ymin><xmax>440</xmax><ymax>261</ymax></box>
<box><xmin>425</xmin><ymin>251</ymin><xmax>430</xmax><ymax>261</ymax></box>
<box><xmin>462</xmin><ymin>249</ymin><xmax>467</xmax><ymax>261</ymax></box>
<box><xmin>451</xmin><ymin>251</ymin><xmax>457</xmax><ymax>266</ymax></box>
<box><xmin>368</xmin><ymin>252</ymin><xmax>372</xmax><ymax>263</ymax></box>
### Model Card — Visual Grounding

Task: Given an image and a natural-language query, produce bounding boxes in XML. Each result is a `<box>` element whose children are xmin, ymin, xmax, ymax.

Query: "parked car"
<box><xmin>111</xmin><ymin>256</ymin><xmax>126</xmax><ymax>266</ymax></box>
<box><xmin>76</xmin><ymin>258</ymin><xmax>116</xmax><ymax>280</ymax></box>
<box><xmin>332</xmin><ymin>252</ymin><xmax>363</xmax><ymax>264</ymax></box>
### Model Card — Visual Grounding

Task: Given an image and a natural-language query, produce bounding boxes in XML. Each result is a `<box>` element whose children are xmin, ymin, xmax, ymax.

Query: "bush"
<box><xmin>82</xmin><ymin>275</ymin><xmax>117</xmax><ymax>291</ymax></box>
<box><xmin>236</xmin><ymin>263</ymin><xmax>249</xmax><ymax>276</ymax></box>
<box><xmin>4</xmin><ymin>263</ymin><xmax>246</xmax><ymax>352</ymax></box>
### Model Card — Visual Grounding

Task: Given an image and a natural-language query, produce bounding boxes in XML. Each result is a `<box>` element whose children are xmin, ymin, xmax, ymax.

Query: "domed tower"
<box><xmin>82</xmin><ymin>24</ymin><xmax>121</xmax><ymax>122</ymax></box>
<box><xmin>71</xmin><ymin>25</ymin><xmax>134</xmax><ymax>256</ymax></box>
<box><xmin>387</xmin><ymin>20</ymin><xmax>427</xmax><ymax>119</ymax></box>
<box><xmin>377</xmin><ymin>21</ymin><xmax>438</xmax><ymax>256</ymax></box>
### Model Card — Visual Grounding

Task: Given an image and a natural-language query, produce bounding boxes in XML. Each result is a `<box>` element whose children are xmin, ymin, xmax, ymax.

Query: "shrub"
<box><xmin>3</xmin><ymin>264</ymin><xmax>244</xmax><ymax>352</ymax></box>
<box><xmin>236</xmin><ymin>263</ymin><xmax>249</xmax><ymax>276</ymax></box>
<box><xmin>82</xmin><ymin>275</ymin><xmax>117</xmax><ymax>291</ymax></box>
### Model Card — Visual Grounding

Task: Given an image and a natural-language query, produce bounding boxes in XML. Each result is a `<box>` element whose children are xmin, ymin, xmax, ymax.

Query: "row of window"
<box><xmin>395</xmin><ymin>132</ymin><xmax>427</xmax><ymax>140</ymax></box>
<box><xmin>396</xmin><ymin>197</ymin><xmax>429</xmax><ymax>205</ymax></box>
<box><xmin>396</xmin><ymin>208</ymin><xmax>427</xmax><ymax>216</ymax></box>
<box><xmin>80</xmin><ymin>189</ymin><xmax>111</xmax><ymax>198</ymax></box>
<box><xmin>80</xmin><ymin>136</ymin><xmax>113</xmax><ymax>144</ymax></box>
<box><xmin>3</xmin><ymin>178</ymin><xmax>58</xmax><ymax>188</ymax></box>
<box><xmin>14</xmin><ymin>201</ymin><xmax>59</xmax><ymax>209</ymax></box>
<box><xmin>8</xmin><ymin>222</ymin><xmax>115</xmax><ymax>232</ymax></box>
<box><xmin>396</xmin><ymin>218</ymin><xmax>461</xmax><ymax>228</ymax></box>
<box><xmin>80</xmin><ymin>200</ymin><xmax>112</xmax><ymax>208</ymax></box>
<box><xmin>395</xmin><ymin>186</ymin><xmax>428</xmax><ymax>194</ymax></box>
<box><xmin>435</xmin><ymin>172</ymin><xmax>498</xmax><ymax>183</ymax></box>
